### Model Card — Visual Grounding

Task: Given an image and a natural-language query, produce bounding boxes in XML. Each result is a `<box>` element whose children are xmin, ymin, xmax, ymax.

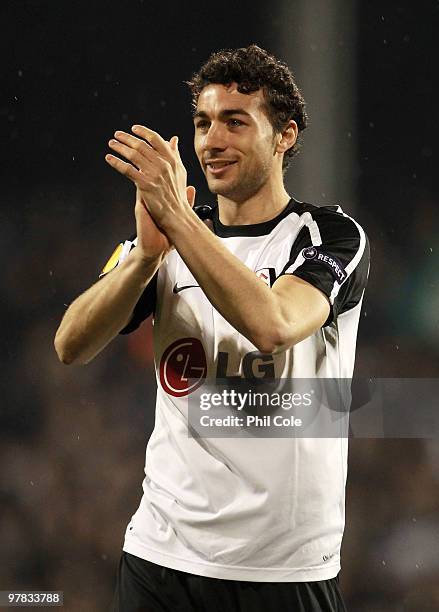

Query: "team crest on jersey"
<box><xmin>301</xmin><ymin>247</ymin><xmax>347</xmax><ymax>283</ymax></box>
<box><xmin>255</xmin><ymin>267</ymin><xmax>276</xmax><ymax>287</ymax></box>
<box><xmin>159</xmin><ymin>338</ymin><xmax>207</xmax><ymax>397</ymax></box>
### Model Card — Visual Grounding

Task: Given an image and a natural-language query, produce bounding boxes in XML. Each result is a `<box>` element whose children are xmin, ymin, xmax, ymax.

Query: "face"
<box><xmin>193</xmin><ymin>83</ymin><xmax>278</xmax><ymax>203</ymax></box>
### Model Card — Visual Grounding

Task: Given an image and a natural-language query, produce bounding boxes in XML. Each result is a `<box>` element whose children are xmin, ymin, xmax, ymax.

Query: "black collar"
<box><xmin>213</xmin><ymin>198</ymin><xmax>301</xmax><ymax>237</ymax></box>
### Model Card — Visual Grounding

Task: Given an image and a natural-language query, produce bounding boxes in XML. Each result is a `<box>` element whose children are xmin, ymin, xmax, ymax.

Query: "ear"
<box><xmin>276</xmin><ymin>120</ymin><xmax>298</xmax><ymax>154</ymax></box>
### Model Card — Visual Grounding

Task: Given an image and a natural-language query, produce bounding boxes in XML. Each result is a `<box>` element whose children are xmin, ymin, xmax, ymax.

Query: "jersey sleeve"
<box><xmin>279</xmin><ymin>210</ymin><xmax>370</xmax><ymax>327</ymax></box>
<box><xmin>99</xmin><ymin>234</ymin><xmax>157</xmax><ymax>334</ymax></box>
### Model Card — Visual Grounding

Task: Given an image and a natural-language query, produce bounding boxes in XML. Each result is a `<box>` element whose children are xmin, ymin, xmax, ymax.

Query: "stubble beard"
<box><xmin>207</xmin><ymin>157</ymin><xmax>272</xmax><ymax>204</ymax></box>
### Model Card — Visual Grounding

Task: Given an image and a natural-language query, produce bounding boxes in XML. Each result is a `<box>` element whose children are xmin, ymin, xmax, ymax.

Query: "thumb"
<box><xmin>169</xmin><ymin>135</ymin><xmax>179</xmax><ymax>151</ymax></box>
<box><xmin>186</xmin><ymin>185</ymin><xmax>196</xmax><ymax>208</ymax></box>
<box><xmin>135</xmin><ymin>186</ymin><xmax>143</xmax><ymax>205</ymax></box>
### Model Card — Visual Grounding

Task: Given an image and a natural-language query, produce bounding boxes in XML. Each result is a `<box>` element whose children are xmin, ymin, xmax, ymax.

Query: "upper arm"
<box><xmin>99</xmin><ymin>234</ymin><xmax>157</xmax><ymax>334</ymax></box>
<box><xmin>269</xmin><ymin>209</ymin><xmax>370</xmax><ymax>351</ymax></box>
<box><xmin>271</xmin><ymin>274</ymin><xmax>331</xmax><ymax>348</ymax></box>
<box><xmin>280</xmin><ymin>210</ymin><xmax>370</xmax><ymax>327</ymax></box>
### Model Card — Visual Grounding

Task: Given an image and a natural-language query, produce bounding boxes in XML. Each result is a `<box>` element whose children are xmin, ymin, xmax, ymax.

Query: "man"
<box><xmin>55</xmin><ymin>45</ymin><xmax>369</xmax><ymax>611</ymax></box>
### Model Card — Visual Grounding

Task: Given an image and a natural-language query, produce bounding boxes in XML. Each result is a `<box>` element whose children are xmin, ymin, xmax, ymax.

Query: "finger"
<box><xmin>169</xmin><ymin>135</ymin><xmax>183</xmax><ymax>162</ymax></box>
<box><xmin>131</xmin><ymin>125</ymin><xmax>171</xmax><ymax>158</ymax></box>
<box><xmin>105</xmin><ymin>153</ymin><xmax>145</xmax><ymax>183</ymax></box>
<box><xmin>113</xmin><ymin>131</ymin><xmax>157</xmax><ymax>161</ymax></box>
<box><xmin>186</xmin><ymin>185</ymin><xmax>196</xmax><ymax>208</ymax></box>
<box><xmin>108</xmin><ymin>139</ymin><xmax>148</xmax><ymax>169</ymax></box>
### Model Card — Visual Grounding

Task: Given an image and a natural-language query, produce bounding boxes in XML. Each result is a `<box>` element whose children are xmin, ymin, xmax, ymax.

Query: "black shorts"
<box><xmin>111</xmin><ymin>552</ymin><xmax>347</xmax><ymax>612</ymax></box>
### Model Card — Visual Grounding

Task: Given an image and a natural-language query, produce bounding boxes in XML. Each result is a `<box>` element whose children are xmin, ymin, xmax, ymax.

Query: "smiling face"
<box><xmin>193</xmin><ymin>83</ymin><xmax>280</xmax><ymax>203</ymax></box>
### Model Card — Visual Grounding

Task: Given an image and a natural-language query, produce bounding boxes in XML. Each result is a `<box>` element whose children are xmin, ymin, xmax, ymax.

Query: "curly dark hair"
<box><xmin>185</xmin><ymin>44</ymin><xmax>308</xmax><ymax>172</ymax></box>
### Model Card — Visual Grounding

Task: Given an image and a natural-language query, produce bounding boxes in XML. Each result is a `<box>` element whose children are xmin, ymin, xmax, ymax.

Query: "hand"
<box><xmin>134</xmin><ymin>187</ymin><xmax>171</xmax><ymax>261</ymax></box>
<box><xmin>105</xmin><ymin>126</ymin><xmax>196</xmax><ymax>236</ymax></box>
<box><xmin>134</xmin><ymin>185</ymin><xmax>196</xmax><ymax>261</ymax></box>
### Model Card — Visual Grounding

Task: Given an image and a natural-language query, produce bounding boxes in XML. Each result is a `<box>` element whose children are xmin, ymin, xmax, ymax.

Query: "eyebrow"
<box><xmin>193</xmin><ymin>108</ymin><xmax>253</xmax><ymax>121</ymax></box>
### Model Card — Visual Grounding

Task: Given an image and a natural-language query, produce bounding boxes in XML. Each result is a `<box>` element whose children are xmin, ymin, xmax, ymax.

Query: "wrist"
<box><xmin>165</xmin><ymin>207</ymin><xmax>201</xmax><ymax>244</ymax></box>
<box><xmin>130</xmin><ymin>247</ymin><xmax>163</xmax><ymax>273</ymax></box>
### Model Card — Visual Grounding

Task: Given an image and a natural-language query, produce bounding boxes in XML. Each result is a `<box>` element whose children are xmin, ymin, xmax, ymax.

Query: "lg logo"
<box><xmin>159</xmin><ymin>338</ymin><xmax>207</xmax><ymax>397</ymax></box>
<box><xmin>159</xmin><ymin>338</ymin><xmax>276</xmax><ymax>397</ymax></box>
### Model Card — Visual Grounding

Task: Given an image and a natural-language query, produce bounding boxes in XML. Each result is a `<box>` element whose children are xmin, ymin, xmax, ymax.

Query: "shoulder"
<box><xmin>289</xmin><ymin>200</ymin><xmax>368</xmax><ymax>242</ymax></box>
<box><xmin>284</xmin><ymin>200</ymin><xmax>370</xmax><ymax>275</ymax></box>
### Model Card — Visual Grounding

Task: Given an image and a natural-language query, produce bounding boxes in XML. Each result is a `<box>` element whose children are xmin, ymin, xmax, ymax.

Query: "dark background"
<box><xmin>1</xmin><ymin>1</ymin><xmax>438</xmax><ymax>610</ymax></box>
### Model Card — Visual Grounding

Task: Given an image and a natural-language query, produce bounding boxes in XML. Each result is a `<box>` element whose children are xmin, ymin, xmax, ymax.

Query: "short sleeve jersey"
<box><xmin>102</xmin><ymin>198</ymin><xmax>370</xmax><ymax>582</ymax></box>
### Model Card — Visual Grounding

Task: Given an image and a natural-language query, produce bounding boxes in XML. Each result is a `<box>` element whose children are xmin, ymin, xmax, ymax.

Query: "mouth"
<box><xmin>206</xmin><ymin>161</ymin><xmax>237</xmax><ymax>176</ymax></box>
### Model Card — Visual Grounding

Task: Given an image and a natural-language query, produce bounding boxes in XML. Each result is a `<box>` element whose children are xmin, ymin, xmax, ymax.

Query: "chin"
<box><xmin>206</xmin><ymin>174</ymin><xmax>239</xmax><ymax>193</ymax></box>
<box><xmin>208</xmin><ymin>183</ymin><xmax>239</xmax><ymax>198</ymax></box>
<box><xmin>212</xmin><ymin>178</ymin><xmax>262</xmax><ymax>202</ymax></box>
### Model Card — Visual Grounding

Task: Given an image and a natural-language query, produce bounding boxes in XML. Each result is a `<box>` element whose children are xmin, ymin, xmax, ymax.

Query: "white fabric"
<box><xmin>122</xmin><ymin>209</ymin><xmax>365</xmax><ymax>581</ymax></box>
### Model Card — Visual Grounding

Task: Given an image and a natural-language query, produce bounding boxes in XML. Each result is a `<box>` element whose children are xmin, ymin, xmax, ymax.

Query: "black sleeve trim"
<box><xmin>119</xmin><ymin>272</ymin><xmax>158</xmax><ymax>335</ymax></box>
<box><xmin>279</xmin><ymin>211</ymin><xmax>370</xmax><ymax>327</ymax></box>
<box><xmin>99</xmin><ymin>234</ymin><xmax>158</xmax><ymax>335</ymax></box>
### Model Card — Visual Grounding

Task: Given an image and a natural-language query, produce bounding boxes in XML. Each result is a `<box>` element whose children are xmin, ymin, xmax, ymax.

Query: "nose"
<box><xmin>203</xmin><ymin>121</ymin><xmax>227</xmax><ymax>152</ymax></box>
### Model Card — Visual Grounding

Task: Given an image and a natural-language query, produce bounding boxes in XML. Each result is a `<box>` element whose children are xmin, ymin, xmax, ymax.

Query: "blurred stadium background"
<box><xmin>1</xmin><ymin>1</ymin><xmax>438</xmax><ymax>610</ymax></box>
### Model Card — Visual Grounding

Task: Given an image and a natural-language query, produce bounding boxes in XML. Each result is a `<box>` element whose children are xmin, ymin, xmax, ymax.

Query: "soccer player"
<box><xmin>55</xmin><ymin>45</ymin><xmax>369</xmax><ymax>611</ymax></box>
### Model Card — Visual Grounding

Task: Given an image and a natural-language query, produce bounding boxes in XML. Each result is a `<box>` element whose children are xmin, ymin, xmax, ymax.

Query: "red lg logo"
<box><xmin>159</xmin><ymin>338</ymin><xmax>207</xmax><ymax>397</ymax></box>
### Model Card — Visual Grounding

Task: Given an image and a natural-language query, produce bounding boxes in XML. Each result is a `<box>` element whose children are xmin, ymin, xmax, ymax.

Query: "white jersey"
<box><xmin>104</xmin><ymin>198</ymin><xmax>370</xmax><ymax>582</ymax></box>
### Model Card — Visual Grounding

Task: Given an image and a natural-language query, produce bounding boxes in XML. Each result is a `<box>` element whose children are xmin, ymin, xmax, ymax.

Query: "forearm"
<box><xmin>169</xmin><ymin>213</ymin><xmax>288</xmax><ymax>353</ymax></box>
<box><xmin>54</xmin><ymin>249</ymin><xmax>161</xmax><ymax>365</ymax></box>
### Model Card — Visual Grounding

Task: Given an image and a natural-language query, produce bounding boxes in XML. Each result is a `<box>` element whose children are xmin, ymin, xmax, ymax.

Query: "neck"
<box><xmin>217</xmin><ymin>181</ymin><xmax>291</xmax><ymax>226</ymax></box>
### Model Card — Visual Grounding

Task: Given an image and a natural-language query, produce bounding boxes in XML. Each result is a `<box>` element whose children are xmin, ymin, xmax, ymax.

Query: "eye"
<box><xmin>228</xmin><ymin>119</ymin><xmax>243</xmax><ymax>127</ymax></box>
<box><xmin>195</xmin><ymin>120</ymin><xmax>209</xmax><ymax>130</ymax></box>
